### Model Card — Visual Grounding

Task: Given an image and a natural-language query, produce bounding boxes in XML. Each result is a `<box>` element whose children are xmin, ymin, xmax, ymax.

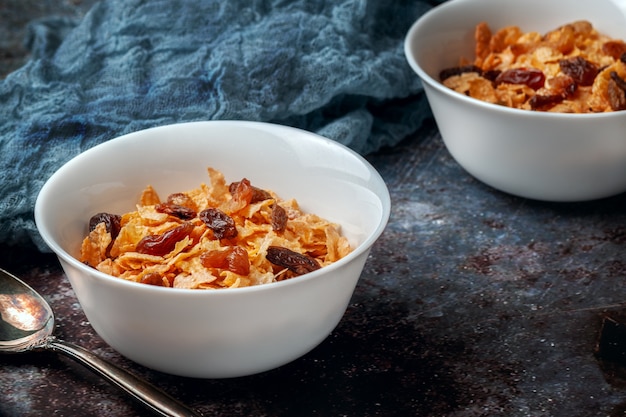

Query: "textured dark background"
<box><xmin>0</xmin><ymin>0</ymin><xmax>96</xmax><ymax>78</ymax></box>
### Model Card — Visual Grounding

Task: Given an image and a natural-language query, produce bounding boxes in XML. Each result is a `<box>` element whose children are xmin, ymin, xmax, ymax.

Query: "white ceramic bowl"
<box><xmin>34</xmin><ymin>121</ymin><xmax>390</xmax><ymax>378</ymax></box>
<box><xmin>405</xmin><ymin>0</ymin><xmax>626</xmax><ymax>201</ymax></box>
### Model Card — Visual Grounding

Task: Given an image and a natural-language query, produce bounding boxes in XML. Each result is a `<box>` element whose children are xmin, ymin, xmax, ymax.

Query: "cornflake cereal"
<box><xmin>80</xmin><ymin>168</ymin><xmax>352</xmax><ymax>289</ymax></box>
<box><xmin>440</xmin><ymin>20</ymin><xmax>626</xmax><ymax>112</ymax></box>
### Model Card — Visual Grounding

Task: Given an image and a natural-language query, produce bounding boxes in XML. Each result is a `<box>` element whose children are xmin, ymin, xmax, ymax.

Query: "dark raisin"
<box><xmin>89</xmin><ymin>212</ymin><xmax>122</xmax><ymax>240</ymax></box>
<box><xmin>529</xmin><ymin>93</ymin><xmax>565</xmax><ymax>110</ymax></box>
<box><xmin>439</xmin><ymin>65</ymin><xmax>483</xmax><ymax>81</ymax></box>
<box><xmin>155</xmin><ymin>202</ymin><xmax>197</xmax><ymax>220</ymax></box>
<box><xmin>266</xmin><ymin>246</ymin><xmax>321</xmax><ymax>277</ymax></box>
<box><xmin>200</xmin><ymin>246</ymin><xmax>250</xmax><ymax>276</ymax></box>
<box><xmin>610</xmin><ymin>71</ymin><xmax>626</xmax><ymax>91</ymax></box>
<box><xmin>530</xmin><ymin>75</ymin><xmax>577</xmax><ymax>110</ymax></box>
<box><xmin>495</xmin><ymin>68</ymin><xmax>545</xmax><ymax>90</ymax></box>
<box><xmin>271</xmin><ymin>203</ymin><xmax>287</xmax><ymax>232</ymax></box>
<box><xmin>559</xmin><ymin>57</ymin><xmax>598</xmax><ymax>86</ymax></box>
<box><xmin>482</xmin><ymin>69</ymin><xmax>502</xmax><ymax>82</ymax></box>
<box><xmin>199</xmin><ymin>208</ymin><xmax>238</xmax><ymax>240</ymax></box>
<box><xmin>136</xmin><ymin>222</ymin><xmax>194</xmax><ymax>256</ymax></box>
<box><xmin>229</xmin><ymin>179</ymin><xmax>272</xmax><ymax>204</ymax></box>
<box><xmin>608</xmin><ymin>79</ymin><xmax>626</xmax><ymax>111</ymax></box>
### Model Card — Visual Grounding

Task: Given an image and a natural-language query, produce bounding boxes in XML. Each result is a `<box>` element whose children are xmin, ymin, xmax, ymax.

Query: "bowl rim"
<box><xmin>34</xmin><ymin>120</ymin><xmax>391</xmax><ymax>296</ymax></box>
<box><xmin>403</xmin><ymin>1</ymin><xmax>626</xmax><ymax>120</ymax></box>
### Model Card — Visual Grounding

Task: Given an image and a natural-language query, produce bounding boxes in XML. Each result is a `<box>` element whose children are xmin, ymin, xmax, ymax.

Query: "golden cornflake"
<box><xmin>80</xmin><ymin>168</ymin><xmax>352</xmax><ymax>289</ymax></box>
<box><xmin>441</xmin><ymin>20</ymin><xmax>626</xmax><ymax>112</ymax></box>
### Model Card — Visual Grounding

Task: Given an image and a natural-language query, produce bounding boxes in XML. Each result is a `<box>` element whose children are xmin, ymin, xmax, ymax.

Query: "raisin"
<box><xmin>609</xmin><ymin>71</ymin><xmax>626</xmax><ymax>111</ymax></box>
<box><xmin>603</xmin><ymin>41</ymin><xmax>626</xmax><ymax>60</ymax></box>
<box><xmin>167</xmin><ymin>193</ymin><xmax>198</xmax><ymax>211</ymax></box>
<box><xmin>141</xmin><ymin>272</ymin><xmax>166</xmax><ymax>286</ymax></box>
<box><xmin>483</xmin><ymin>69</ymin><xmax>501</xmax><ymax>82</ymax></box>
<box><xmin>559</xmin><ymin>57</ymin><xmax>598</xmax><ymax>86</ymax></box>
<box><xmin>266</xmin><ymin>246</ymin><xmax>321</xmax><ymax>277</ymax></box>
<box><xmin>529</xmin><ymin>93</ymin><xmax>565</xmax><ymax>110</ymax></box>
<box><xmin>547</xmin><ymin>24</ymin><xmax>575</xmax><ymax>55</ymax></box>
<box><xmin>136</xmin><ymin>222</ymin><xmax>194</xmax><ymax>256</ymax></box>
<box><xmin>530</xmin><ymin>75</ymin><xmax>577</xmax><ymax>110</ymax></box>
<box><xmin>200</xmin><ymin>246</ymin><xmax>250</xmax><ymax>276</ymax></box>
<box><xmin>199</xmin><ymin>208</ymin><xmax>238</xmax><ymax>240</ymax></box>
<box><xmin>229</xmin><ymin>179</ymin><xmax>272</xmax><ymax>204</ymax></box>
<box><xmin>439</xmin><ymin>65</ymin><xmax>483</xmax><ymax>81</ymax></box>
<box><xmin>495</xmin><ymin>68</ymin><xmax>545</xmax><ymax>90</ymax></box>
<box><xmin>608</xmin><ymin>78</ymin><xmax>626</xmax><ymax>111</ymax></box>
<box><xmin>610</xmin><ymin>71</ymin><xmax>626</xmax><ymax>91</ymax></box>
<box><xmin>229</xmin><ymin>179</ymin><xmax>253</xmax><ymax>207</ymax></box>
<box><xmin>271</xmin><ymin>203</ymin><xmax>287</xmax><ymax>232</ymax></box>
<box><xmin>155</xmin><ymin>202</ymin><xmax>197</xmax><ymax>220</ymax></box>
<box><xmin>89</xmin><ymin>212</ymin><xmax>122</xmax><ymax>240</ymax></box>
<box><xmin>549</xmin><ymin>75</ymin><xmax>578</xmax><ymax>97</ymax></box>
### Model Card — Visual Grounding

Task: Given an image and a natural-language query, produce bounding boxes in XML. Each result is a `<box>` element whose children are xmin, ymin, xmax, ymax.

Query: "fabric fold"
<box><xmin>0</xmin><ymin>0</ymin><xmax>439</xmax><ymax>250</ymax></box>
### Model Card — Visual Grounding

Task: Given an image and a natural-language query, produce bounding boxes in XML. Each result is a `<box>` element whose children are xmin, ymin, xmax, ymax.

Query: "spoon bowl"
<box><xmin>0</xmin><ymin>277</ymin><xmax>53</xmax><ymax>352</ymax></box>
<box><xmin>0</xmin><ymin>268</ymin><xmax>202</xmax><ymax>417</ymax></box>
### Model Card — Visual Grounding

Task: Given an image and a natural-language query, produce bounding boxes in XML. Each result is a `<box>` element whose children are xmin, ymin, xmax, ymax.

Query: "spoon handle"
<box><xmin>45</xmin><ymin>338</ymin><xmax>203</xmax><ymax>417</ymax></box>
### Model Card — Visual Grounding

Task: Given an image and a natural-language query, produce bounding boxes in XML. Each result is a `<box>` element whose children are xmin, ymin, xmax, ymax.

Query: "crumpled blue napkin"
<box><xmin>0</xmin><ymin>0</ymin><xmax>439</xmax><ymax>250</ymax></box>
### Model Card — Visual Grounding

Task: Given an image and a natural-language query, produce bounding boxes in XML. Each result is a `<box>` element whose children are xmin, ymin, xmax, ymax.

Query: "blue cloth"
<box><xmin>0</xmin><ymin>0</ymin><xmax>438</xmax><ymax>250</ymax></box>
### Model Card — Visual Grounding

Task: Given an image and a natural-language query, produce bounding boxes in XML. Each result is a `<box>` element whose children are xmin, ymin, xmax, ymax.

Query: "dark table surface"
<box><xmin>3</xmin><ymin>2</ymin><xmax>626</xmax><ymax>417</ymax></box>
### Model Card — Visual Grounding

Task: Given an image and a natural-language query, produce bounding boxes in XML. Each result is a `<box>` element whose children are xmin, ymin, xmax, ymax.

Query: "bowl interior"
<box><xmin>407</xmin><ymin>0</ymin><xmax>626</xmax><ymax>84</ymax></box>
<box><xmin>35</xmin><ymin>121</ymin><xmax>390</xmax><ymax>281</ymax></box>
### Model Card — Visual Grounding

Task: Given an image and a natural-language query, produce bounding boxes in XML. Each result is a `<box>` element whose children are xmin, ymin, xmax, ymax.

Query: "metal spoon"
<box><xmin>0</xmin><ymin>268</ymin><xmax>203</xmax><ymax>417</ymax></box>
